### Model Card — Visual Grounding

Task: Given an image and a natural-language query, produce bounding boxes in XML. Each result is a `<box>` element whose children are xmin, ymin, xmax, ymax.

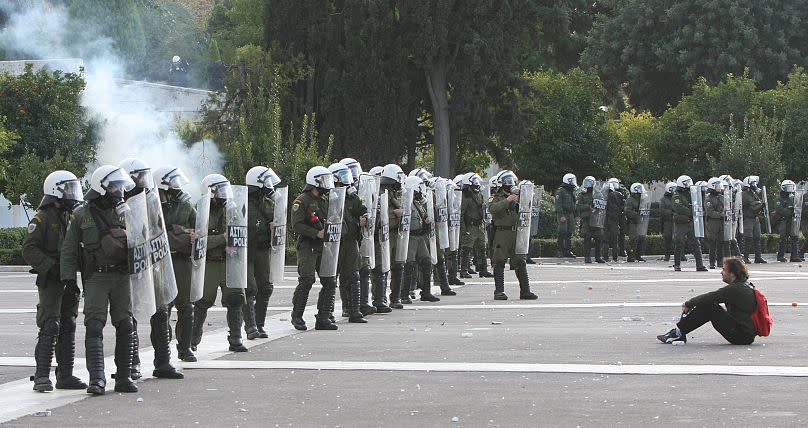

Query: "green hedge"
<box><xmin>0</xmin><ymin>228</ymin><xmax>25</xmax><ymax>265</ymax></box>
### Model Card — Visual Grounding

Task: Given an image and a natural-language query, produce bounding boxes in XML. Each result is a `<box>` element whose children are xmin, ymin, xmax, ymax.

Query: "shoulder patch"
<box><xmin>292</xmin><ymin>203</ymin><xmax>300</xmax><ymax>212</ymax></box>
<box><xmin>27</xmin><ymin>222</ymin><xmax>37</xmax><ymax>233</ymax></box>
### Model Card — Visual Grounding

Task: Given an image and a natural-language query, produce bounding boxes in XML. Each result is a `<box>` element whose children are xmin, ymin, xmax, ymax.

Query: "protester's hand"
<box><xmin>681</xmin><ymin>302</ymin><xmax>689</xmax><ymax>314</ymax></box>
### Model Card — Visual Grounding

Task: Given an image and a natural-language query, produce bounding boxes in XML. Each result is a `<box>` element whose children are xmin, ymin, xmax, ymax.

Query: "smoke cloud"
<box><xmin>0</xmin><ymin>1</ymin><xmax>224</xmax><ymax>195</ymax></box>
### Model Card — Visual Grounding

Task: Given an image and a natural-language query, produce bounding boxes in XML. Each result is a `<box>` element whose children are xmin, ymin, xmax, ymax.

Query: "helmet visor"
<box><xmin>131</xmin><ymin>169</ymin><xmax>154</xmax><ymax>190</ymax></box>
<box><xmin>102</xmin><ymin>168</ymin><xmax>136</xmax><ymax>197</ymax></box>
<box><xmin>500</xmin><ymin>174</ymin><xmax>516</xmax><ymax>187</ymax></box>
<box><xmin>59</xmin><ymin>179</ymin><xmax>84</xmax><ymax>202</ymax></box>
<box><xmin>214</xmin><ymin>182</ymin><xmax>234</xmax><ymax>200</ymax></box>
<box><xmin>315</xmin><ymin>174</ymin><xmax>335</xmax><ymax>190</ymax></box>
<box><xmin>784</xmin><ymin>183</ymin><xmax>796</xmax><ymax>193</ymax></box>
<box><xmin>165</xmin><ymin>170</ymin><xmax>191</xmax><ymax>190</ymax></box>
<box><xmin>334</xmin><ymin>169</ymin><xmax>353</xmax><ymax>186</ymax></box>
<box><xmin>347</xmin><ymin>164</ymin><xmax>361</xmax><ymax>181</ymax></box>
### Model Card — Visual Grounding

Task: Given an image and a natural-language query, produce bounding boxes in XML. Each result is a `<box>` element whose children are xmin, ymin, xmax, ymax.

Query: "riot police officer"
<box><xmin>153</xmin><ymin>165</ymin><xmax>197</xmax><ymax>362</ymax></box>
<box><xmin>368</xmin><ymin>166</ymin><xmax>393</xmax><ymax>313</ymax></box>
<box><xmin>23</xmin><ymin>170</ymin><xmax>87</xmax><ymax>392</ymax></box>
<box><xmin>741</xmin><ymin>176</ymin><xmax>767</xmax><ymax>263</ymax></box>
<box><xmin>61</xmin><ymin>165</ymin><xmax>138</xmax><ymax>395</ymax></box>
<box><xmin>290</xmin><ymin>166</ymin><xmax>340</xmax><ymax>330</ymax></box>
<box><xmin>575</xmin><ymin>176</ymin><xmax>605</xmax><ymax>264</ymax></box>
<box><xmin>774</xmin><ymin>180</ymin><xmax>802</xmax><ymax>262</ymax></box>
<box><xmin>489</xmin><ymin>171</ymin><xmax>538</xmax><ymax>301</ymax></box>
<box><xmin>602</xmin><ymin>178</ymin><xmax>624</xmax><ymax>261</ymax></box>
<box><xmin>460</xmin><ymin>173</ymin><xmax>493</xmax><ymax>277</ymax></box>
<box><xmin>671</xmin><ymin>175</ymin><xmax>707</xmax><ymax>272</ymax></box>
<box><xmin>378</xmin><ymin>164</ymin><xmax>407</xmax><ymax>308</ymax></box>
<box><xmin>704</xmin><ymin>177</ymin><xmax>728</xmax><ymax>269</ymax></box>
<box><xmin>402</xmin><ymin>176</ymin><xmax>440</xmax><ymax>303</ymax></box>
<box><xmin>625</xmin><ymin>183</ymin><xmax>647</xmax><ymax>262</ymax></box>
<box><xmin>659</xmin><ymin>182</ymin><xmax>676</xmax><ymax>261</ymax></box>
<box><xmin>555</xmin><ymin>173</ymin><xmax>577</xmax><ymax>258</ymax></box>
<box><xmin>342</xmin><ymin>158</ymin><xmax>378</xmax><ymax>316</ymax></box>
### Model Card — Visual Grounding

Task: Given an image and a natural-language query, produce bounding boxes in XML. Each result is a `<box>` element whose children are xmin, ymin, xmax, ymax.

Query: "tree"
<box><xmin>0</xmin><ymin>65</ymin><xmax>99</xmax><ymax>207</ymax></box>
<box><xmin>582</xmin><ymin>0</ymin><xmax>808</xmax><ymax>114</ymax></box>
<box><xmin>605</xmin><ymin>109</ymin><xmax>660</xmax><ymax>183</ymax></box>
<box><xmin>0</xmin><ymin>117</ymin><xmax>17</xmax><ymax>184</ymax></box>
<box><xmin>712</xmin><ymin>109</ymin><xmax>785</xmax><ymax>190</ymax></box>
<box><xmin>772</xmin><ymin>68</ymin><xmax>808</xmax><ymax>180</ymax></box>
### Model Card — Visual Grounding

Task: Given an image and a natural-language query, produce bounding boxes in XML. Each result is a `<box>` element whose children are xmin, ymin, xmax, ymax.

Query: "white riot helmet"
<box><xmin>246</xmin><ymin>166</ymin><xmax>280</xmax><ymax>196</ymax></box>
<box><xmin>153</xmin><ymin>165</ymin><xmax>192</xmax><ymax>203</ymax></box>
<box><xmin>707</xmin><ymin>177</ymin><xmax>724</xmax><ymax>192</ymax></box>
<box><xmin>119</xmin><ymin>158</ymin><xmax>153</xmax><ymax>191</ymax></box>
<box><xmin>305</xmin><ymin>166</ymin><xmax>335</xmax><ymax>192</ymax></box>
<box><xmin>201</xmin><ymin>173</ymin><xmax>234</xmax><ymax>201</ymax></box>
<box><xmin>339</xmin><ymin>158</ymin><xmax>362</xmax><ymax>183</ymax></box>
<box><xmin>453</xmin><ymin>174</ymin><xmax>466</xmax><ymax>187</ymax></box>
<box><xmin>172</xmin><ymin>55</ymin><xmax>181</xmax><ymax>64</ymax></box>
<box><xmin>630</xmin><ymin>182</ymin><xmax>644</xmax><ymax>194</ymax></box>
<box><xmin>409</xmin><ymin>168</ymin><xmax>433</xmax><ymax>184</ymax></box>
<box><xmin>498</xmin><ymin>170</ymin><xmax>518</xmax><ymax>193</ymax></box>
<box><xmin>781</xmin><ymin>179</ymin><xmax>796</xmax><ymax>193</ymax></box>
<box><xmin>665</xmin><ymin>181</ymin><xmax>677</xmax><ymax>194</ymax></box>
<box><xmin>403</xmin><ymin>175</ymin><xmax>425</xmax><ymax>198</ymax></box>
<box><xmin>582</xmin><ymin>176</ymin><xmax>595</xmax><ymax>189</ymax></box>
<box><xmin>40</xmin><ymin>170</ymin><xmax>83</xmax><ymax>210</ymax></box>
<box><xmin>719</xmin><ymin>174</ymin><xmax>734</xmax><ymax>187</ymax></box>
<box><xmin>328</xmin><ymin>163</ymin><xmax>353</xmax><ymax>186</ymax></box>
<box><xmin>607</xmin><ymin>177</ymin><xmax>620</xmax><ymax>191</ymax></box>
<box><xmin>676</xmin><ymin>175</ymin><xmax>693</xmax><ymax>189</ymax></box>
<box><xmin>368</xmin><ymin>166</ymin><xmax>384</xmax><ymax>176</ymax></box>
<box><xmin>695</xmin><ymin>180</ymin><xmax>707</xmax><ymax>190</ymax></box>
<box><xmin>562</xmin><ymin>173</ymin><xmax>578</xmax><ymax>187</ymax></box>
<box><xmin>89</xmin><ymin>165</ymin><xmax>136</xmax><ymax>215</ymax></box>
<box><xmin>743</xmin><ymin>175</ymin><xmax>760</xmax><ymax>189</ymax></box>
<box><xmin>380</xmin><ymin>164</ymin><xmax>406</xmax><ymax>186</ymax></box>
<box><xmin>489</xmin><ymin>171</ymin><xmax>503</xmax><ymax>190</ymax></box>
<box><xmin>467</xmin><ymin>173</ymin><xmax>482</xmax><ymax>189</ymax></box>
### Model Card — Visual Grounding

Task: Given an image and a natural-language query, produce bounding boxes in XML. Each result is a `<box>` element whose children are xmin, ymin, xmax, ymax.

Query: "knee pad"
<box><xmin>59</xmin><ymin>315</ymin><xmax>76</xmax><ymax>334</ymax></box>
<box><xmin>152</xmin><ymin>307</ymin><xmax>169</xmax><ymax>323</ymax></box>
<box><xmin>114</xmin><ymin>316</ymin><xmax>134</xmax><ymax>334</ymax></box>
<box><xmin>85</xmin><ymin>319</ymin><xmax>105</xmax><ymax>338</ymax></box>
<box><xmin>195</xmin><ymin>298</ymin><xmax>214</xmax><ymax>310</ymax></box>
<box><xmin>245</xmin><ymin>285</ymin><xmax>256</xmax><ymax>299</ymax></box>
<box><xmin>359</xmin><ymin>264</ymin><xmax>370</xmax><ymax>277</ymax></box>
<box><xmin>320</xmin><ymin>276</ymin><xmax>337</xmax><ymax>290</ymax></box>
<box><xmin>42</xmin><ymin>318</ymin><xmax>60</xmax><ymax>336</ymax></box>
<box><xmin>418</xmin><ymin>258</ymin><xmax>432</xmax><ymax>270</ymax></box>
<box><xmin>178</xmin><ymin>303</ymin><xmax>194</xmax><ymax>317</ymax></box>
<box><xmin>221</xmin><ymin>292</ymin><xmax>245</xmax><ymax>308</ymax></box>
<box><xmin>298</xmin><ymin>276</ymin><xmax>316</xmax><ymax>290</ymax></box>
<box><xmin>512</xmin><ymin>258</ymin><xmax>527</xmax><ymax>270</ymax></box>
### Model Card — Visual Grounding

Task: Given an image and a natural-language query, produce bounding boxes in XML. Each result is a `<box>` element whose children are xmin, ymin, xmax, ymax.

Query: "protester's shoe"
<box><xmin>657</xmin><ymin>328</ymin><xmax>686</xmax><ymax>344</ymax></box>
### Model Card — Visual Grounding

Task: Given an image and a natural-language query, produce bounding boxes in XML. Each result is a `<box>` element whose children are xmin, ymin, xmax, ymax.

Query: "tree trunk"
<box><xmin>425</xmin><ymin>58</ymin><xmax>451</xmax><ymax>177</ymax></box>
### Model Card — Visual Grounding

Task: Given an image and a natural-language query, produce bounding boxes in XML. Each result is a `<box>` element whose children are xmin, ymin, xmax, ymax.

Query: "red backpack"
<box><xmin>749</xmin><ymin>283</ymin><xmax>773</xmax><ymax>337</ymax></box>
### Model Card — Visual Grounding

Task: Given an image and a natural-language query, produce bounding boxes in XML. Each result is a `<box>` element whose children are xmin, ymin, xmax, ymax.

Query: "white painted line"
<box><xmin>0</xmin><ymin>307</ymin><xmax>293</xmax><ymax>315</ymax></box>
<box><xmin>466</xmin><ymin>277</ymin><xmax>808</xmax><ymax>285</ymax></box>
<box><xmin>0</xmin><ymin>290</ymin><xmax>38</xmax><ymax>293</ymax></box>
<box><xmin>531</xmin><ymin>263</ymin><xmax>808</xmax><ymax>276</ymax></box>
<box><xmin>181</xmin><ymin>360</ymin><xmax>808</xmax><ymax>377</ymax></box>
<box><xmin>0</xmin><ymin>274</ymin><xmax>35</xmax><ymax>279</ymax></box>
<box><xmin>398</xmin><ymin>302</ymin><xmax>800</xmax><ymax>310</ymax></box>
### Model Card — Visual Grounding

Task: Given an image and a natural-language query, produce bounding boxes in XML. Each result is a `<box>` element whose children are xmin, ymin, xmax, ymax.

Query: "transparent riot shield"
<box><xmin>690</xmin><ymin>185</ymin><xmax>705</xmax><ymax>238</ymax></box>
<box><xmin>435</xmin><ymin>179</ymin><xmax>449</xmax><ymax>249</ymax></box>
<box><xmin>378</xmin><ymin>191</ymin><xmax>391</xmax><ymax>273</ymax></box>
<box><xmin>481</xmin><ymin>180</ymin><xmax>492</xmax><ymax>226</ymax></box>
<box><xmin>425</xmin><ymin>188</ymin><xmax>438</xmax><ymax>265</ymax></box>
<box><xmin>723</xmin><ymin>187</ymin><xmax>734</xmax><ymax>242</ymax></box>
<box><xmin>448</xmin><ymin>187</ymin><xmax>462</xmax><ymax>252</ymax></box>
<box><xmin>590</xmin><ymin>182</ymin><xmax>607</xmax><ymax>229</ymax></box>
<box><xmin>395</xmin><ymin>186</ymin><xmax>414</xmax><ymax>262</ymax></box>
<box><xmin>320</xmin><ymin>187</ymin><xmax>346</xmax><ymax>277</ymax></box>
<box><xmin>515</xmin><ymin>181</ymin><xmax>535</xmax><ymax>255</ymax></box>
<box><xmin>792</xmin><ymin>189</ymin><xmax>804</xmax><ymax>237</ymax></box>
<box><xmin>190</xmin><ymin>189</ymin><xmax>210</xmax><ymax>302</ymax></box>
<box><xmin>734</xmin><ymin>186</ymin><xmax>744</xmax><ymax>238</ymax></box>
<box><xmin>637</xmin><ymin>190</ymin><xmax>651</xmax><ymax>236</ymax></box>
<box><xmin>225</xmin><ymin>185</ymin><xmax>248</xmax><ymax>289</ymax></box>
<box><xmin>125</xmin><ymin>191</ymin><xmax>157</xmax><ymax>322</ymax></box>
<box><xmin>762</xmin><ymin>186</ymin><xmax>772</xmax><ymax>234</ymax></box>
<box><xmin>146</xmin><ymin>190</ymin><xmax>177</xmax><ymax>306</ymax></box>
<box><xmin>358</xmin><ymin>175</ymin><xmax>378</xmax><ymax>268</ymax></box>
<box><xmin>269</xmin><ymin>186</ymin><xmax>288</xmax><ymax>284</ymax></box>
<box><xmin>530</xmin><ymin>185</ymin><xmax>544</xmax><ymax>237</ymax></box>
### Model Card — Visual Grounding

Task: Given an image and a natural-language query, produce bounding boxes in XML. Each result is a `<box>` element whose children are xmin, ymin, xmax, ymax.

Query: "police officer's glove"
<box><xmin>63</xmin><ymin>279</ymin><xmax>80</xmax><ymax>297</ymax></box>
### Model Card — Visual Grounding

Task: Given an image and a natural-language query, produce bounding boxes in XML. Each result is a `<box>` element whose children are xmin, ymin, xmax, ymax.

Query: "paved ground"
<box><xmin>1</xmin><ymin>256</ymin><xmax>807</xmax><ymax>426</ymax></box>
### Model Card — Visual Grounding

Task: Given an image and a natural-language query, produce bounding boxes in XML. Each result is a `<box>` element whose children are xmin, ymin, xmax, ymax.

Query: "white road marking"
<box><xmin>0</xmin><ymin>307</ymin><xmax>292</xmax><ymax>314</ymax></box>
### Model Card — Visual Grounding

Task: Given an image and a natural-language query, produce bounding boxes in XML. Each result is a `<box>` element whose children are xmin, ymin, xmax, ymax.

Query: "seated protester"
<box><xmin>657</xmin><ymin>257</ymin><xmax>757</xmax><ymax>345</ymax></box>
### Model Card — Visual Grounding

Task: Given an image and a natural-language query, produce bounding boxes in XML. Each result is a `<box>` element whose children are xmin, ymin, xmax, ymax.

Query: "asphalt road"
<box><xmin>1</xmin><ymin>255</ymin><xmax>807</xmax><ymax>426</ymax></box>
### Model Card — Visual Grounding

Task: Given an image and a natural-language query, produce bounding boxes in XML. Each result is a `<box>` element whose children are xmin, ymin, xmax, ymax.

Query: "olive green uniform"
<box><xmin>742</xmin><ymin>187</ymin><xmax>766</xmax><ymax>262</ymax></box>
<box><xmin>291</xmin><ymin>190</ymin><xmax>337</xmax><ymax>329</ymax></box>
<box><xmin>554</xmin><ymin>184</ymin><xmax>576</xmax><ymax>257</ymax></box>
<box><xmin>337</xmin><ymin>191</ymin><xmax>367</xmax><ymax>319</ymax></box>
<box><xmin>460</xmin><ymin>189</ymin><xmax>490</xmax><ymax>276</ymax></box>
<box><xmin>660</xmin><ymin>193</ymin><xmax>674</xmax><ymax>261</ymax></box>
<box><xmin>402</xmin><ymin>194</ymin><xmax>438</xmax><ymax>301</ymax></box>
<box><xmin>61</xmin><ymin>201</ymin><xmax>136</xmax><ymax>393</ymax></box>
<box><xmin>244</xmin><ymin>192</ymin><xmax>274</xmax><ymax>337</ymax></box>
<box><xmin>489</xmin><ymin>189</ymin><xmax>536</xmax><ymax>300</ymax></box>
<box><xmin>191</xmin><ymin>200</ymin><xmax>246</xmax><ymax>350</ymax></box>
<box><xmin>376</xmin><ymin>183</ymin><xmax>405</xmax><ymax>306</ymax></box>
<box><xmin>23</xmin><ymin>206</ymin><xmax>84</xmax><ymax>390</ymax></box>
<box><xmin>575</xmin><ymin>189</ymin><xmax>603</xmax><ymax>263</ymax></box>
<box><xmin>774</xmin><ymin>191</ymin><xmax>799</xmax><ymax>261</ymax></box>
<box><xmin>704</xmin><ymin>190</ymin><xmax>727</xmax><ymax>268</ymax></box>
<box><xmin>162</xmin><ymin>192</ymin><xmax>196</xmax><ymax>359</ymax></box>
<box><xmin>624</xmin><ymin>193</ymin><xmax>644</xmax><ymax>262</ymax></box>
<box><xmin>671</xmin><ymin>188</ymin><xmax>705</xmax><ymax>270</ymax></box>
<box><xmin>602</xmin><ymin>189</ymin><xmax>624</xmax><ymax>261</ymax></box>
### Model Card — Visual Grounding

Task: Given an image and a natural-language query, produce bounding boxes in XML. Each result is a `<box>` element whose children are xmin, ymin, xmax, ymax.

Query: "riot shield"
<box><xmin>637</xmin><ymin>190</ymin><xmax>652</xmax><ymax>236</ymax></box>
<box><xmin>125</xmin><ymin>191</ymin><xmax>157</xmax><ymax>322</ymax></box>
<box><xmin>481</xmin><ymin>180</ymin><xmax>492</xmax><ymax>226</ymax></box>
<box><xmin>734</xmin><ymin>186</ymin><xmax>744</xmax><ymax>237</ymax></box>
<box><xmin>792</xmin><ymin>189</ymin><xmax>804</xmax><ymax>237</ymax></box>
<box><xmin>395</xmin><ymin>186</ymin><xmax>414</xmax><ymax>262</ymax></box>
<box><xmin>723</xmin><ymin>187</ymin><xmax>734</xmax><ymax>242</ymax></box>
<box><xmin>435</xmin><ymin>179</ymin><xmax>449</xmax><ymax>249</ymax></box>
<box><xmin>225</xmin><ymin>185</ymin><xmax>248</xmax><ymax>289</ymax></box>
<box><xmin>190</xmin><ymin>189</ymin><xmax>210</xmax><ymax>302</ymax></box>
<box><xmin>425</xmin><ymin>188</ymin><xmax>438</xmax><ymax>265</ymax></box>
<box><xmin>448</xmin><ymin>187</ymin><xmax>462</xmax><ymax>252</ymax></box>
<box><xmin>590</xmin><ymin>182</ymin><xmax>607</xmax><ymax>229</ymax></box>
<box><xmin>762</xmin><ymin>186</ymin><xmax>772</xmax><ymax>234</ymax></box>
<box><xmin>690</xmin><ymin>185</ymin><xmax>705</xmax><ymax>238</ymax></box>
<box><xmin>358</xmin><ymin>175</ymin><xmax>378</xmax><ymax>268</ymax></box>
<box><xmin>320</xmin><ymin>187</ymin><xmax>346</xmax><ymax>277</ymax></box>
<box><xmin>515</xmin><ymin>181</ymin><xmax>535</xmax><ymax>255</ymax></box>
<box><xmin>146</xmin><ymin>190</ymin><xmax>177</xmax><ymax>306</ymax></box>
<box><xmin>378</xmin><ymin>191</ymin><xmax>391</xmax><ymax>273</ymax></box>
<box><xmin>530</xmin><ymin>185</ymin><xmax>544</xmax><ymax>237</ymax></box>
<box><xmin>269</xmin><ymin>186</ymin><xmax>288</xmax><ymax>284</ymax></box>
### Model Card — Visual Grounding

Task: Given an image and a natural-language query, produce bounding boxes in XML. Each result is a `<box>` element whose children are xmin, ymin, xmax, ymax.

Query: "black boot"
<box><xmin>694</xmin><ymin>239</ymin><xmax>708</xmax><ymax>271</ymax></box>
<box><xmin>401</xmin><ymin>262</ymin><xmax>416</xmax><ymax>304</ymax></box>
<box><xmin>291</xmin><ymin>279</ymin><xmax>313</xmax><ymax>330</ymax></box>
<box><xmin>359</xmin><ymin>265</ymin><xmax>377</xmax><ymax>316</ymax></box>
<box><xmin>175</xmin><ymin>303</ymin><xmax>197</xmax><ymax>362</ymax></box>
<box><xmin>315</xmin><ymin>278</ymin><xmax>338</xmax><ymax>330</ymax></box>
<box><xmin>130</xmin><ymin>323</ymin><xmax>142</xmax><ymax>381</ymax></box>
<box><xmin>754</xmin><ymin>238</ymin><xmax>767</xmax><ymax>263</ymax></box>
<box><xmin>790</xmin><ymin>240</ymin><xmax>802</xmax><ymax>262</ymax></box>
<box><xmin>435</xmin><ymin>255</ymin><xmax>456</xmax><ymax>296</ymax></box>
<box><xmin>673</xmin><ymin>246</ymin><xmax>682</xmax><ymax>271</ymax></box>
<box><xmin>515</xmin><ymin>259</ymin><xmax>538</xmax><ymax>299</ymax></box>
<box><xmin>371</xmin><ymin>268</ymin><xmax>392</xmax><ymax>313</ymax></box>
<box><xmin>85</xmin><ymin>319</ymin><xmax>106</xmax><ymax>395</ymax></box>
<box><xmin>636</xmin><ymin>237</ymin><xmax>646</xmax><ymax>262</ymax></box>
<box><xmin>339</xmin><ymin>277</ymin><xmax>351</xmax><ymax>318</ymax></box>
<box><xmin>389</xmin><ymin>265</ymin><xmax>404</xmax><ymax>309</ymax></box>
<box><xmin>191</xmin><ymin>305</ymin><xmax>208</xmax><ymax>351</ymax></box>
<box><xmin>348</xmin><ymin>273</ymin><xmax>368</xmax><ymax>323</ymax></box>
<box><xmin>447</xmin><ymin>252</ymin><xmax>465</xmax><ymax>285</ymax></box>
<box><xmin>493</xmin><ymin>262</ymin><xmax>507</xmax><ymax>300</ymax></box>
<box><xmin>243</xmin><ymin>295</ymin><xmax>259</xmax><ymax>340</ymax></box>
<box><xmin>743</xmin><ymin>237</ymin><xmax>753</xmax><ymax>263</ymax></box>
<box><xmin>460</xmin><ymin>247</ymin><xmax>473</xmax><ymax>278</ymax></box>
<box><xmin>583</xmin><ymin>235</ymin><xmax>592</xmax><ymax>264</ymax></box>
<box><xmin>594</xmin><ymin>239</ymin><xmax>605</xmax><ymax>263</ymax></box>
<box><xmin>226</xmin><ymin>306</ymin><xmax>248</xmax><ymax>352</ymax></box>
<box><xmin>419</xmin><ymin>260</ymin><xmax>440</xmax><ymax>302</ymax></box>
<box><xmin>55</xmin><ymin>315</ymin><xmax>87</xmax><ymax>389</ymax></box>
<box><xmin>255</xmin><ymin>284</ymin><xmax>272</xmax><ymax>338</ymax></box>
<box><xmin>31</xmin><ymin>318</ymin><xmax>58</xmax><ymax>392</ymax></box>
<box><xmin>113</xmin><ymin>318</ymin><xmax>138</xmax><ymax>393</ymax></box>
<box><xmin>150</xmin><ymin>308</ymin><xmax>183</xmax><ymax>379</ymax></box>
<box><xmin>778</xmin><ymin>238</ymin><xmax>787</xmax><ymax>262</ymax></box>
<box><xmin>477</xmin><ymin>249</ymin><xmax>493</xmax><ymax>277</ymax></box>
